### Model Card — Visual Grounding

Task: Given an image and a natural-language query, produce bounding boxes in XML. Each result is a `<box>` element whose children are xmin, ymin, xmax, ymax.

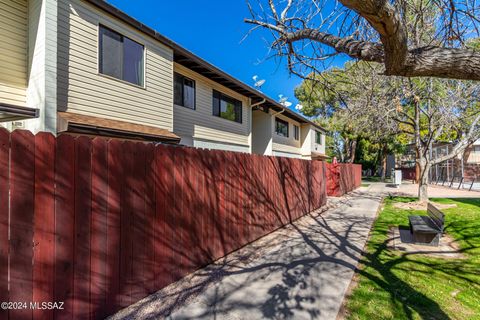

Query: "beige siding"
<box><xmin>0</xmin><ymin>0</ymin><xmax>28</xmax><ymax>106</ymax></box>
<box><xmin>272</xmin><ymin>113</ymin><xmax>301</xmax><ymax>154</ymax></box>
<box><xmin>467</xmin><ymin>146</ymin><xmax>480</xmax><ymax>163</ymax></box>
<box><xmin>57</xmin><ymin>0</ymin><xmax>174</xmax><ymax>130</ymax></box>
<box><xmin>173</xmin><ymin>63</ymin><xmax>251</xmax><ymax>147</ymax></box>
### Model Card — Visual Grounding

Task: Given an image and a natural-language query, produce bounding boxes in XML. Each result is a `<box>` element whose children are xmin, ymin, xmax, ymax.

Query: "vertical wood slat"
<box><xmin>131</xmin><ymin>142</ymin><xmax>146</xmax><ymax>302</ymax></box>
<box><xmin>119</xmin><ymin>141</ymin><xmax>134</xmax><ymax>308</ymax></box>
<box><xmin>155</xmin><ymin>145</ymin><xmax>175</xmax><ymax>289</ymax></box>
<box><xmin>144</xmin><ymin>143</ymin><xmax>156</xmax><ymax>294</ymax></box>
<box><xmin>203</xmin><ymin>150</ymin><xmax>216</xmax><ymax>261</ymax></box>
<box><xmin>105</xmin><ymin>140</ymin><xmax>122</xmax><ymax>314</ymax></box>
<box><xmin>173</xmin><ymin>147</ymin><xmax>187</xmax><ymax>279</ymax></box>
<box><xmin>54</xmin><ymin>135</ymin><xmax>75</xmax><ymax>320</ymax></box>
<box><xmin>0</xmin><ymin>129</ymin><xmax>9</xmax><ymax>320</ymax></box>
<box><xmin>73</xmin><ymin>136</ymin><xmax>92</xmax><ymax>320</ymax></box>
<box><xmin>90</xmin><ymin>138</ymin><xmax>108</xmax><ymax>319</ymax></box>
<box><xmin>182</xmin><ymin>147</ymin><xmax>196</xmax><ymax>273</ymax></box>
<box><xmin>33</xmin><ymin>133</ymin><xmax>56</xmax><ymax>320</ymax></box>
<box><xmin>9</xmin><ymin>130</ymin><xmax>35</xmax><ymax>320</ymax></box>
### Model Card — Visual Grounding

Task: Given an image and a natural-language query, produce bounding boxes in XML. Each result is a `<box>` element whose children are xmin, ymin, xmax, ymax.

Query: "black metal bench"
<box><xmin>408</xmin><ymin>203</ymin><xmax>445</xmax><ymax>246</ymax></box>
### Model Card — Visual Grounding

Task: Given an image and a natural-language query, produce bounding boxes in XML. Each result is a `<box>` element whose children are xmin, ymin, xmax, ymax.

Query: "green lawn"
<box><xmin>362</xmin><ymin>176</ymin><xmax>382</xmax><ymax>182</ymax></box>
<box><xmin>345</xmin><ymin>197</ymin><xmax>480</xmax><ymax>320</ymax></box>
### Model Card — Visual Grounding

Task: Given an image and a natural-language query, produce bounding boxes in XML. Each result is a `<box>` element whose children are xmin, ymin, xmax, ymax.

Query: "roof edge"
<box><xmin>84</xmin><ymin>0</ymin><xmax>327</xmax><ymax>132</ymax></box>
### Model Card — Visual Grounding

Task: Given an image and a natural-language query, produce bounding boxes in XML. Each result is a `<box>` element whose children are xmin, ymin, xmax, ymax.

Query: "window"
<box><xmin>474</xmin><ymin>146</ymin><xmax>480</xmax><ymax>153</ymax></box>
<box><xmin>99</xmin><ymin>25</ymin><xmax>144</xmax><ymax>86</ymax></box>
<box><xmin>275</xmin><ymin>118</ymin><xmax>289</xmax><ymax>137</ymax></box>
<box><xmin>294</xmin><ymin>125</ymin><xmax>300</xmax><ymax>140</ymax></box>
<box><xmin>315</xmin><ymin>131</ymin><xmax>322</xmax><ymax>144</ymax></box>
<box><xmin>212</xmin><ymin>90</ymin><xmax>242</xmax><ymax>123</ymax></box>
<box><xmin>174</xmin><ymin>73</ymin><xmax>195</xmax><ymax>109</ymax></box>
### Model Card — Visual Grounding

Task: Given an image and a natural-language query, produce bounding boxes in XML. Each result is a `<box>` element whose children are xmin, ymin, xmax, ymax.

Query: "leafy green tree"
<box><xmin>295</xmin><ymin>61</ymin><xmax>480</xmax><ymax>201</ymax></box>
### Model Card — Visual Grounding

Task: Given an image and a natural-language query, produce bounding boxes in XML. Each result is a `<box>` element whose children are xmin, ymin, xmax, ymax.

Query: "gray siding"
<box><xmin>57</xmin><ymin>0</ymin><xmax>174</xmax><ymax>131</ymax></box>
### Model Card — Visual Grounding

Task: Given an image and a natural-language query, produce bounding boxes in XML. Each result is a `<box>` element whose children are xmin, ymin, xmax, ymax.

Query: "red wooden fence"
<box><xmin>0</xmin><ymin>129</ymin><xmax>365</xmax><ymax>320</ymax></box>
<box><xmin>325</xmin><ymin>163</ymin><xmax>362</xmax><ymax>196</ymax></box>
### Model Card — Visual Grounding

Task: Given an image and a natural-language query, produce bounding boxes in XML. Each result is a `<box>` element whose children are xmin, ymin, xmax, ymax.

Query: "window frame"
<box><xmin>174</xmin><ymin>72</ymin><xmax>196</xmax><ymax>110</ymax></box>
<box><xmin>275</xmin><ymin>118</ymin><xmax>289</xmax><ymax>138</ymax></box>
<box><xmin>294</xmin><ymin>125</ymin><xmax>300</xmax><ymax>141</ymax></box>
<box><xmin>98</xmin><ymin>24</ymin><xmax>146</xmax><ymax>88</ymax></box>
<box><xmin>212</xmin><ymin>90</ymin><xmax>243</xmax><ymax>123</ymax></box>
<box><xmin>315</xmin><ymin>131</ymin><xmax>322</xmax><ymax>144</ymax></box>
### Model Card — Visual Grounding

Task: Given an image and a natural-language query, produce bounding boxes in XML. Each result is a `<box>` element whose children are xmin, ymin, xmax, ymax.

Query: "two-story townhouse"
<box><xmin>252</xmin><ymin>108</ymin><xmax>327</xmax><ymax>159</ymax></box>
<box><xmin>0</xmin><ymin>0</ymin><xmax>327</xmax><ymax>157</ymax></box>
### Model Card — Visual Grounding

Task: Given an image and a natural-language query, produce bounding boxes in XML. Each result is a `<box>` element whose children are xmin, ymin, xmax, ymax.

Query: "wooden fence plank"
<box><xmin>0</xmin><ymin>128</ymin><xmax>9</xmax><ymax>320</ymax></box>
<box><xmin>90</xmin><ymin>138</ymin><xmax>108</xmax><ymax>319</ymax></box>
<box><xmin>105</xmin><ymin>139</ymin><xmax>122</xmax><ymax>314</ymax></box>
<box><xmin>203</xmin><ymin>150</ymin><xmax>216</xmax><ymax>262</ymax></box>
<box><xmin>173</xmin><ymin>147</ymin><xmax>190</xmax><ymax>278</ymax></box>
<box><xmin>154</xmin><ymin>144</ymin><xmax>175</xmax><ymax>289</ymax></box>
<box><xmin>55</xmin><ymin>134</ymin><xmax>76</xmax><ymax>320</ymax></box>
<box><xmin>144</xmin><ymin>143</ymin><xmax>156</xmax><ymax>294</ymax></box>
<box><xmin>131</xmin><ymin>142</ymin><xmax>146</xmax><ymax>302</ymax></box>
<box><xmin>33</xmin><ymin>132</ymin><xmax>56</xmax><ymax>320</ymax></box>
<box><xmin>119</xmin><ymin>141</ymin><xmax>134</xmax><ymax>307</ymax></box>
<box><xmin>73</xmin><ymin>136</ymin><xmax>92</xmax><ymax>320</ymax></box>
<box><xmin>9</xmin><ymin>130</ymin><xmax>35</xmax><ymax>320</ymax></box>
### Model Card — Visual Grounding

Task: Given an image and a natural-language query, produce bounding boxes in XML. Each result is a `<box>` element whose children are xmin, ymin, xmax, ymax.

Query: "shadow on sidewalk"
<box><xmin>108</xmin><ymin>190</ymin><xmax>470</xmax><ymax>320</ymax></box>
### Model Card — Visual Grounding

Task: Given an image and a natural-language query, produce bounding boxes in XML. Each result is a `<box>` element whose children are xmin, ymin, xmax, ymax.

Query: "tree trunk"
<box><xmin>417</xmin><ymin>158</ymin><xmax>430</xmax><ymax>202</ymax></box>
<box><xmin>380</xmin><ymin>155</ymin><xmax>387</xmax><ymax>182</ymax></box>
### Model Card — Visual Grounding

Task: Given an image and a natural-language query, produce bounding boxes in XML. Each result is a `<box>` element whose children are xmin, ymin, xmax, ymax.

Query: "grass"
<box><xmin>361</xmin><ymin>183</ymin><xmax>371</xmax><ymax>187</ymax></box>
<box><xmin>345</xmin><ymin>197</ymin><xmax>480</xmax><ymax>320</ymax></box>
<box><xmin>362</xmin><ymin>176</ymin><xmax>382</xmax><ymax>182</ymax></box>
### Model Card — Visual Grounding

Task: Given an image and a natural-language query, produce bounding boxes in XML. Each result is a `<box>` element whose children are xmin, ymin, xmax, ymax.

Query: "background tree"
<box><xmin>295</xmin><ymin>61</ymin><xmax>404</xmax><ymax>179</ymax></box>
<box><xmin>295</xmin><ymin>61</ymin><xmax>480</xmax><ymax>201</ymax></box>
<box><xmin>245</xmin><ymin>0</ymin><xmax>480</xmax><ymax>81</ymax></box>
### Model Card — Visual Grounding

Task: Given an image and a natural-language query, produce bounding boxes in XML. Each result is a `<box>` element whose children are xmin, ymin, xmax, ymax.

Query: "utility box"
<box><xmin>394</xmin><ymin>170</ymin><xmax>402</xmax><ymax>187</ymax></box>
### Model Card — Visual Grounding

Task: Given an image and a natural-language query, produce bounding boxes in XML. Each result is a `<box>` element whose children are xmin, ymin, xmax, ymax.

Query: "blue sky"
<box><xmin>107</xmin><ymin>0</ymin><xmax>317</xmax><ymax>109</ymax></box>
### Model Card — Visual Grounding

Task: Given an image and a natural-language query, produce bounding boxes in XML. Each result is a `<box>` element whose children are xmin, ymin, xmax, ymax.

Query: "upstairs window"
<box><xmin>315</xmin><ymin>131</ymin><xmax>322</xmax><ymax>144</ymax></box>
<box><xmin>99</xmin><ymin>25</ymin><xmax>144</xmax><ymax>86</ymax></box>
<box><xmin>275</xmin><ymin>118</ymin><xmax>289</xmax><ymax>137</ymax></box>
<box><xmin>294</xmin><ymin>125</ymin><xmax>300</xmax><ymax>140</ymax></box>
<box><xmin>174</xmin><ymin>73</ymin><xmax>195</xmax><ymax>109</ymax></box>
<box><xmin>212</xmin><ymin>90</ymin><xmax>242</xmax><ymax>123</ymax></box>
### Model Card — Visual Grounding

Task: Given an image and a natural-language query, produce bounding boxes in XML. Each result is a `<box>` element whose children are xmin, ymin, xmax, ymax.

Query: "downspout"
<box><xmin>251</xmin><ymin>98</ymin><xmax>266</xmax><ymax>109</ymax></box>
<box><xmin>271</xmin><ymin>109</ymin><xmax>285</xmax><ymax>116</ymax></box>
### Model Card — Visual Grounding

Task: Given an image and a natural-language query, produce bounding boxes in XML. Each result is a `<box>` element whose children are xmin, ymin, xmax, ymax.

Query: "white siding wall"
<box><xmin>312</xmin><ymin>128</ymin><xmax>326</xmax><ymax>155</ymax></box>
<box><xmin>173</xmin><ymin>63</ymin><xmax>251</xmax><ymax>148</ymax></box>
<box><xmin>272</xmin><ymin>112</ymin><xmax>302</xmax><ymax>155</ymax></box>
<box><xmin>57</xmin><ymin>0</ymin><xmax>174</xmax><ymax>131</ymax></box>
<box><xmin>0</xmin><ymin>0</ymin><xmax>28</xmax><ymax>106</ymax></box>
<box><xmin>251</xmin><ymin>110</ymin><xmax>272</xmax><ymax>155</ymax></box>
<box><xmin>23</xmin><ymin>0</ymin><xmax>58</xmax><ymax>133</ymax></box>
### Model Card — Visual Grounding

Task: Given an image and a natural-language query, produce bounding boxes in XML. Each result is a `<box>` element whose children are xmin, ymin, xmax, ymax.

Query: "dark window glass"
<box><xmin>316</xmin><ymin>131</ymin><xmax>322</xmax><ymax>144</ymax></box>
<box><xmin>294</xmin><ymin>125</ymin><xmax>299</xmax><ymax>140</ymax></box>
<box><xmin>174</xmin><ymin>74</ymin><xmax>183</xmax><ymax>106</ymax></box>
<box><xmin>99</xmin><ymin>25</ymin><xmax>144</xmax><ymax>86</ymax></box>
<box><xmin>212</xmin><ymin>90</ymin><xmax>242</xmax><ymax>123</ymax></box>
<box><xmin>174</xmin><ymin>73</ymin><xmax>195</xmax><ymax>109</ymax></box>
<box><xmin>99</xmin><ymin>27</ymin><xmax>123</xmax><ymax>79</ymax></box>
<box><xmin>275</xmin><ymin>118</ymin><xmax>289</xmax><ymax>137</ymax></box>
<box><xmin>123</xmin><ymin>37</ymin><xmax>144</xmax><ymax>86</ymax></box>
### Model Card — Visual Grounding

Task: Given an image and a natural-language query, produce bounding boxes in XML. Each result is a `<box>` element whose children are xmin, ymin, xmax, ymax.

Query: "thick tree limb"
<box><xmin>245</xmin><ymin>0</ymin><xmax>480</xmax><ymax>81</ymax></box>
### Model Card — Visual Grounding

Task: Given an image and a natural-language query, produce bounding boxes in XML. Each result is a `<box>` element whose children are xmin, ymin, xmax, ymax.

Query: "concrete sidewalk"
<box><xmin>109</xmin><ymin>187</ymin><xmax>383</xmax><ymax>320</ymax></box>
